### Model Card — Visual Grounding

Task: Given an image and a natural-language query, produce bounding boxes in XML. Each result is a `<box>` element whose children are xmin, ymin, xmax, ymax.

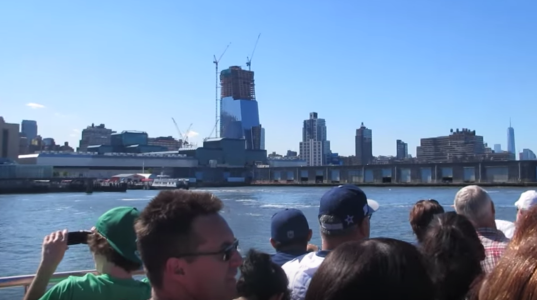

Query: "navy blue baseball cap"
<box><xmin>318</xmin><ymin>185</ymin><xmax>379</xmax><ymax>234</ymax></box>
<box><xmin>271</xmin><ymin>208</ymin><xmax>310</xmax><ymax>243</ymax></box>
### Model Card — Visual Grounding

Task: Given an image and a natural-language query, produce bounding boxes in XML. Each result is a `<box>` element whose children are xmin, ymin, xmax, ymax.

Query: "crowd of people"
<box><xmin>21</xmin><ymin>185</ymin><xmax>537</xmax><ymax>300</ymax></box>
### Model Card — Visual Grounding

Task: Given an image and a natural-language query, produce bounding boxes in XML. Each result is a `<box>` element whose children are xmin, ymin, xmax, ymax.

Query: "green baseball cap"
<box><xmin>95</xmin><ymin>206</ymin><xmax>141</xmax><ymax>264</ymax></box>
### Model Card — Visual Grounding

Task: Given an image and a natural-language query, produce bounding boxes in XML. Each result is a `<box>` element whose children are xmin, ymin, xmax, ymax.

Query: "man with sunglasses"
<box><xmin>282</xmin><ymin>184</ymin><xmax>379</xmax><ymax>300</ymax></box>
<box><xmin>135</xmin><ymin>190</ymin><xmax>242</xmax><ymax>300</ymax></box>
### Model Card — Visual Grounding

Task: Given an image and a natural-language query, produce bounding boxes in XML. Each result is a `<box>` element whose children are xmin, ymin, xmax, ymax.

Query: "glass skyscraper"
<box><xmin>21</xmin><ymin>120</ymin><xmax>38</xmax><ymax>141</ymax></box>
<box><xmin>507</xmin><ymin>121</ymin><xmax>516</xmax><ymax>157</ymax></box>
<box><xmin>219</xmin><ymin>66</ymin><xmax>264</xmax><ymax>150</ymax></box>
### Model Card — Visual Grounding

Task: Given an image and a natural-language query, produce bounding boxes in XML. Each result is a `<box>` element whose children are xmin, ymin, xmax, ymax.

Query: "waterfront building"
<box><xmin>520</xmin><ymin>149</ymin><xmax>537</xmax><ymax>161</ymax></box>
<box><xmin>21</xmin><ymin>120</ymin><xmax>37</xmax><ymax>141</ymax></box>
<box><xmin>148</xmin><ymin>136</ymin><xmax>183</xmax><ymax>151</ymax></box>
<box><xmin>494</xmin><ymin>144</ymin><xmax>502</xmax><ymax>153</ymax></box>
<box><xmin>78</xmin><ymin>123</ymin><xmax>114</xmax><ymax>152</ymax></box>
<box><xmin>396</xmin><ymin>140</ymin><xmax>408</xmax><ymax>160</ymax></box>
<box><xmin>0</xmin><ymin>117</ymin><xmax>20</xmax><ymax>159</ymax></box>
<box><xmin>219</xmin><ymin>66</ymin><xmax>265</xmax><ymax>150</ymax></box>
<box><xmin>88</xmin><ymin>131</ymin><xmax>167</xmax><ymax>154</ymax></box>
<box><xmin>417</xmin><ymin>128</ymin><xmax>488</xmax><ymax>163</ymax></box>
<box><xmin>299</xmin><ymin>112</ymin><xmax>331</xmax><ymax>166</ymax></box>
<box><xmin>355</xmin><ymin>123</ymin><xmax>373</xmax><ymax>165</ymax></box>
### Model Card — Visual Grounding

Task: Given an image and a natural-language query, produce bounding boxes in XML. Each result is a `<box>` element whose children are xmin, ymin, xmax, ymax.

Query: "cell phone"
<box><xmin>67</xmin><ymin>230</ymin><xmax>91</xmax><ymax>245</ymax></box>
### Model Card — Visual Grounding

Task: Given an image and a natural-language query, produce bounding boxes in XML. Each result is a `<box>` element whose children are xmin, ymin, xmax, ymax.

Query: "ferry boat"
<box><xmin>148</xmin><ymin>175</ymin><xmax>189</xmax><ymax>190</ymax></box>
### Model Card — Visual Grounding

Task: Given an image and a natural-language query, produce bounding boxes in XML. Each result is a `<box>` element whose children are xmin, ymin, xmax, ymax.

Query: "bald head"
<box><xmin>454</xmin><ymin>185</ymin><xmax>495</xmax><ymax>227</ymax></box>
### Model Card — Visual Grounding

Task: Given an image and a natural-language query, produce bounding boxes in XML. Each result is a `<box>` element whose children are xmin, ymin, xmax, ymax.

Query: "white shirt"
<box><xmin>495</xmin><ymin>219</ymin><xmax>515</xmax><ymax>239</ymax></box>
<box><xmin>281</xmin><ymin>251</ymin><xmax>330</xmax><ymax>300</ymax></box>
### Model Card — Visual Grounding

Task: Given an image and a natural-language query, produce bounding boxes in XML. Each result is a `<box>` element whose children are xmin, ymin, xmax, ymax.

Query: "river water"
<box><xmin>0</xmin><ymin>186</ymin><xmax>526</xmax><ymax>299</ymax></box>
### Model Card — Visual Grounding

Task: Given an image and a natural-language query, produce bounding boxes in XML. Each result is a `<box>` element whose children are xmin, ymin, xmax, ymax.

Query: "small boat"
<box><xmin>149</xmin><ymin>175</ymin><xmax>189</xmax><ymax>190</ymax></box>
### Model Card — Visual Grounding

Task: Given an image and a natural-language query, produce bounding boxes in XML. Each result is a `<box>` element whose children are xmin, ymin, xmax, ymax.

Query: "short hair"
<box><xmin>305</xmin><ymin>238</ymin><xmax>435</xmax><ymax>300</ymax></box>
<box><xmin>409</xmin><ymin>199</ymin><xmax>445</xmax><ymax>243</ymax></box>
<box><xmin>135</xmin><ymin>190</ymin><xmax>223</xmax><ymax>288</ymax></box>
<box><xmin>454</xmin><ymin>185</ymin><xmax>493</xmax><ymax>224</ymax></box>
<box><xmin>87</xmin><ymin>232</ymin><xmax>141</xmax><ymax>272</ymax></box>
<box><xmin>237</xmin><ymin>249</ymin><xmax>290</xmax><ymax>300</ymax></box>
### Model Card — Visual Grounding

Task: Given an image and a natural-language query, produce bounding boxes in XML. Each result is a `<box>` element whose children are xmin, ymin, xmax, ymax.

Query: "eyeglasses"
<box><xmin>175</xmin><ymin>239</ymin><xmax>239</xmax><ymax>262</ymax></box>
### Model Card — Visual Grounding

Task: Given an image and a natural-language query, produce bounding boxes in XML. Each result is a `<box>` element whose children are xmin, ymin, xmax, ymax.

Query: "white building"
<box><xmin>17</xmin><ymin>152</ymin><xmax>198</xmax><ymax>178</ymax></box>
<box><xmin>299</xmin><ymin>112</ymin><xmax>331</xmax><ymax>166</ymax></box>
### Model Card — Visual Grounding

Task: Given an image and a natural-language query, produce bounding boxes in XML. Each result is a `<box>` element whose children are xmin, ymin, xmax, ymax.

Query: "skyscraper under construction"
<box><xmin>219</xmin><ymin>66</ymin><xmax>265</xmax><ymax>150</ymax></box>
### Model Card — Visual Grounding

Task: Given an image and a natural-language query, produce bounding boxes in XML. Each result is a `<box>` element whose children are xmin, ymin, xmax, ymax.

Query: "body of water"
<box><xmin>0</xmin><ymin>186</ymin><xmax>526</xmax><ymax>298</ymax></box>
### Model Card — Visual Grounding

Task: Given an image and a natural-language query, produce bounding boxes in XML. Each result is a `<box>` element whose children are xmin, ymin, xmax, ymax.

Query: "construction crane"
<box><xmin>246</xmin><ymin>33</ymin><xmax>261</xmax><ymax>71</ymax></box>
<box><xmin>171</xmin><ymin>118</ymin><xmax>194</xmax><ymax>148</ymax></box>
<box><xmin>213</xmin><ymin>43</ymin><xmax>231</xmax><ymax>138</ymax></box>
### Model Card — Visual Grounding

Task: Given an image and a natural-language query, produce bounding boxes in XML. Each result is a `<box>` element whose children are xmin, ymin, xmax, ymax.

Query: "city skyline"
<box><xmin>2</xmin><ymin>1</ymin><xmax>536</xmax><ymax>156</ymax></box>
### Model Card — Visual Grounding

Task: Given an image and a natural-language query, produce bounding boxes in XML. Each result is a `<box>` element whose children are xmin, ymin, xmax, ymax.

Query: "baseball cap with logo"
<box><xmin>514</xmin><ymin>190</ymin><xmax>537</xmax><ymax>211</ymax></box>
<box><xmin>95</xmin><ymin>206</ymin><xmax>141</xmax><ymax>264</ymax></box>
<box><xmin>271</xmin><ymin>208</ymin><xmax>310</xmax><ymax>244</ymax></box>
<box><xmin>318</xmin><ymin>184</ymin><xmax>379</xmax><ymax>235</ymax></box>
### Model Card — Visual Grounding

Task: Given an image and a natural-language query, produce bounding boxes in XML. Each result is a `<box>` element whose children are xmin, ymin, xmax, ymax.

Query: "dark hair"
<box><xmin>237</xmin><ymin>249</ymin><xmax>290</xmax><ymax>300</ymax></box>
<box><xmin>409</xmin><ymin>199</ymin><xmax>445</xmax><ymax>243</ymax></box>
<box><xmin>420</xmin><ymin>212</ymin><xmax>485</xmax><ymax>300</ymax></box>
<box><xmin>479</xmin><ymin>205</ymin><xmax>537</xmax><ymax>300</ymax></box>
<box><xmin>135</xmin><ymin>190</ymin><xmax>223</xmax><ymax>288</ymax></box>
<box><xmin>305</xmin><ymin>238</ymin><xmax>435</xmax><ymax>300</ymax></box>
<box><xmin>87</xmin><ymin>232</ymin><xmax>141</xmax><ymax>272</ymax></box>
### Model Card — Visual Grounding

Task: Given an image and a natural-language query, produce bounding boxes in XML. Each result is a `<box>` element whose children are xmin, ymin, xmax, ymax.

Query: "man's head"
<box><xmin>270</xmin><ymin>208</ymin><xmax>311</xmax><ymax>252</ymax></box>
<box><xmin>88</xmin><ymin>206</ymin><xmax>142</xmax><ymax>273</ymax></box>
<box><xmin>318</xmin><ymin>185</ymin><xmax>379</xmax><ymax>243</ymax></box>
<box><xmin>135</xmin><ymin>190</ymin><xmax>242</xmax><ymax>300</ymax></box>
<box><xmin>515</xmin><ymin>190</ymin><xmax>537</xmax><ymax>222</ymax></box>
<box><xmin>453</xmin><ymin>185</ymin><xmax>495</xmax><ymax>228</ymax></box>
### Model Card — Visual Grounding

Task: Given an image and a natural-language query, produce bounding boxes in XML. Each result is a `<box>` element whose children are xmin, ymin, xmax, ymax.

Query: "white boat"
<box><xmin>149</xmin><ymin>175</ymin><xmax>189</xmax><ymax>190</ymax></box>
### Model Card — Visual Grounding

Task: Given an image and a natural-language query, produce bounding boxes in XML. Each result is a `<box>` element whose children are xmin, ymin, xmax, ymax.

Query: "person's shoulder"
<box><xmin>282</xmin><ymin>252</ymin><xmax>315</xmax><ymax>270</ymax></box>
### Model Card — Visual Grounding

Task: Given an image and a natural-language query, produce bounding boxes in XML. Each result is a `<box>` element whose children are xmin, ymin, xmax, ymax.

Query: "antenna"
<box><xmin>213</xmin><ymin>43</ymin><xmax>231</xmax><ymax>138</ymax></box>
<box><xmin>246</xmin><ymin>33</ymin><xmax>261</xmax><ymax>71</ymax></box>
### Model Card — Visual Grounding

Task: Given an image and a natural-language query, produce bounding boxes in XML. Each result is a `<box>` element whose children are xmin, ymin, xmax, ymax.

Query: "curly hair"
<box><xmin>237</xmin><ymin>249</ymin><xmax>290</xmax><ymax>300</ymax></box>
<box><xmin>87</xmin><ymin>231</ymin><xmax>141</xmax><ymax>272</ymax></box>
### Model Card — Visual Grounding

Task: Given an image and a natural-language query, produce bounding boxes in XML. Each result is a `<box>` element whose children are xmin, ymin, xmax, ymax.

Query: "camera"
<box><xmin>67</xmin><ymin>230</ymin><xmax>91</xmax><ymax>245</ymax></box>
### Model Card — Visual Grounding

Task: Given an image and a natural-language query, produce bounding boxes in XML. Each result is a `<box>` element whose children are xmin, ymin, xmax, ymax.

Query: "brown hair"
<box><xmin>87</xmin><ymin>232</ymin><xmax>141</xmax><ymax>272</ymax></box>
<box><xmin>409</xmin><ymin>199</ymin><xmax>445</xmax><ymax>242</ymax></box>
<box><xmin>305</xmin><ymin>238</ymin><xmax>435</xmax><ymax>300</ymax></box>
<box><xmin>135</xmin><ymin>190</ymin><xmax>224</xmax><ymax>288</ymax></box>
<box><xmin>479</xmin><ymin>205</ymin><xmax>537</xmax><ymax>300</ymax></box>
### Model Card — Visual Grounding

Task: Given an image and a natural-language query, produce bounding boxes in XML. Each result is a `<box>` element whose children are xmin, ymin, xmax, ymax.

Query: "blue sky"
<box><xmin>1</xmin><ymin>0</ymin><xmax>536</xmax><ymax>156</ymax></box>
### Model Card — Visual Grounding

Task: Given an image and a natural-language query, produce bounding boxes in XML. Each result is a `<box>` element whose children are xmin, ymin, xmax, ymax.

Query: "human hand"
<box><xmin>40</xmin><ymin>230</ymin><xmax>68</xmax><ymax>269</ymax></box>
<box><xmin>306</xmin><ymin>243</ymin><xmax>318</xmax><ymax>252</ymax></box>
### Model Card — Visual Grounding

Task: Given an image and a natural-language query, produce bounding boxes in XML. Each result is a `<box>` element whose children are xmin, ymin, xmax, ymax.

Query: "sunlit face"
<box><xmin>178</xmin><ymin>214</ymin><xmax>242</xmax><ymax>300</ymax></box>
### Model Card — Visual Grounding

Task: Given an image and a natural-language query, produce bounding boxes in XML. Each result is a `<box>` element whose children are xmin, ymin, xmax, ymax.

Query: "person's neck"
<box><xmin>151</xmin><ymin>286</ymin><xmax>195</xmax><ymax>300</ymax></box>
<box><xmin>321</xmin><ymin>235</ymin><xmax>363</xmax><ymax>251</ymax></box>
<box><xmin>100</xmin><ymin>263</ymin><xmax>133</xmax><ymax>280</ymax></box>
<box><xmin>474</xmin><ymin>219</ymin><xmax>497</xmax><ymax>230</ymax></box>
<box><xmin>277</xmin><ymin>245</ymin><xmax>306</xmax><ymax>254</ymax></box>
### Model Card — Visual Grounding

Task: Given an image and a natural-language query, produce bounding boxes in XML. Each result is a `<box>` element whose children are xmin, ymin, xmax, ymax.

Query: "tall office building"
<box><xmin>0</xmin><ymin>117</ymin><xmax>20</xmax><ymax>159</ymax></box>
<box><xmin>493</xmin><ymin>144</ymin><xmax>502</xmax><ymax>153</ymax></box>
<box><xmin>219</xmin><ymin>66</ymin><xmax>265</xmax><ymax>150</ymax></box>
<box><xmin>21</xmin><ymin>120</ymin><xmax>38</xmax><ymax>141</ymax></box>
<box><xmin>299</xmin><ymin>112</ymin><xmax>331</xmax><ymax>166</ymax></box>
<box><xmin>78</xmin><ymin>123</ymin><xmax>114</xmax><ymax>152</ymax></box>
<box><xmin>355</xmin><ymin>123</ymin><xmax>373</xmax><ymax>165</ymax></box>
<box><xmin>507</xmin><ymin>121</ymin><xmax>516</xmax><ymax>157</ymax></box>
<box><xmin>520</xmin><ymin>149</ymin><xmax>537</xmax><ymax>161</ymax></box>
<box><xmin>396</xmin><ymin>139</ymin><xmax>408</xmax><ymax>160</ymax></box>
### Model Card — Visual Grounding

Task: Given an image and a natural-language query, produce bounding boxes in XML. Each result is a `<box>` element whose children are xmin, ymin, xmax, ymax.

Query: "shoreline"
<box><xmin>249</xmin><ymin>182</ymin><xmax>537</xmax><ymax>188</ymax></box>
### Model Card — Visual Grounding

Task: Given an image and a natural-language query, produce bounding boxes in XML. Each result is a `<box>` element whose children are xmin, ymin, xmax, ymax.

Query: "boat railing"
<box><xmin>0</xmin><ymin>269</ymin><xmax>145</xmax><ymax>293</ymax></box>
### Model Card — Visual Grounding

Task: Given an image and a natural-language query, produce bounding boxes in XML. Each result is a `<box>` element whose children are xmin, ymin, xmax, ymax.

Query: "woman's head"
<box><xmin>420</xmin><ymin>212</ymin><xmax>485</xmax><ymax>300</ymax></box>
<box><xmin>479</xmin><ymin>205</ymin><xmax>537</xmax><ymax>300</ymax></box>
<box><xmin>305</xmin><ymin>238</ymin><xmax>435</xmax><ymax>300</ymax></box>
<box><xmin>409</xmin><ymin>199</ymin><xmax>445</xmax><ymax>242</ymax></box>
<box><xmin>237</xmin><ymin>249</ymin><xmax>290</xmax><ymax>300</ymax></box>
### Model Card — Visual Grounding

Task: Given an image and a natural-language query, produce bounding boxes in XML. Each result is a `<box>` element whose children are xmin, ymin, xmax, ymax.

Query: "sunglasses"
<box><xmin>176</xmin><ymin>239</ymin><xmax>239</xmax><ymax>262</ymax></box>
